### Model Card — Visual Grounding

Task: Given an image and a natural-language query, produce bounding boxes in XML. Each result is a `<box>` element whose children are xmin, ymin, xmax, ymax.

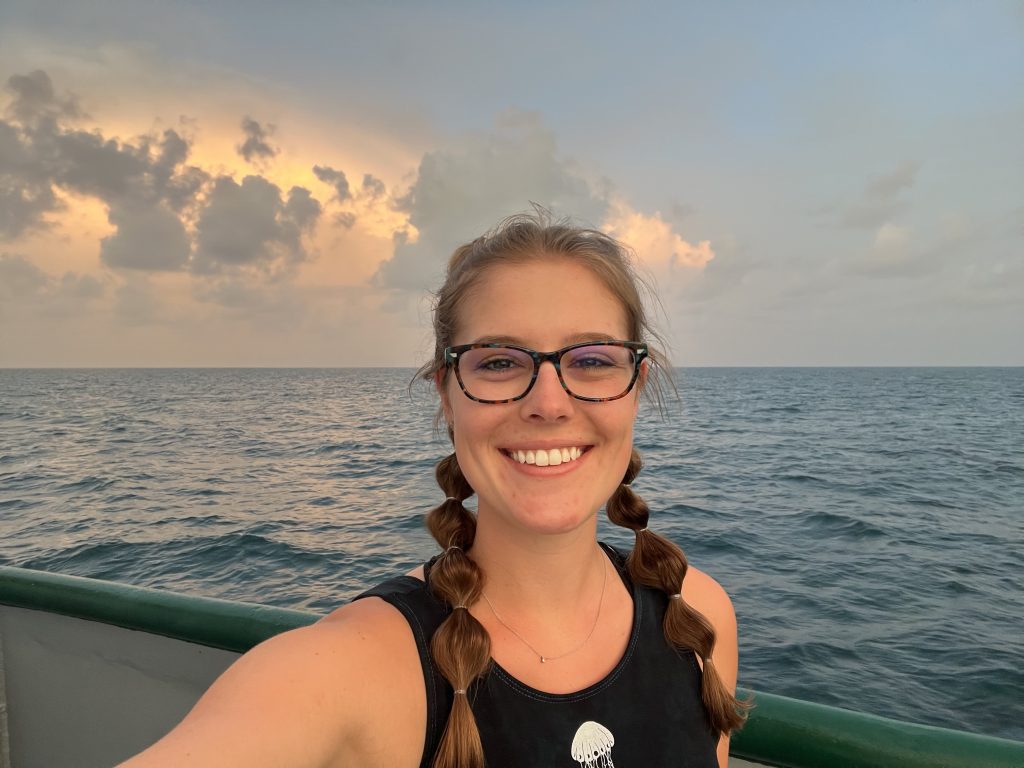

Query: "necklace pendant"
<box><xmin>540</xmin><ymin>656</ymin><xmax>547</xmax><ymax>663</ymax></box>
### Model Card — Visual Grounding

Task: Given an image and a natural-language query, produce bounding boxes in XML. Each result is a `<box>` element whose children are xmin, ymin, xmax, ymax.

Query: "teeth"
<box><xmin>510</xmin><ymin>447</ymin><xmax>585</xmax><ymax>466</ymax></box>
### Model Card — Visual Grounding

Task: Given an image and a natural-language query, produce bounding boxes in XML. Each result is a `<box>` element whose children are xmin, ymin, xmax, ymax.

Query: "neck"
<box><xmin>468</xmin><ymin>510</ymin><xmax>606</xmax><ymax>616</ymax></box>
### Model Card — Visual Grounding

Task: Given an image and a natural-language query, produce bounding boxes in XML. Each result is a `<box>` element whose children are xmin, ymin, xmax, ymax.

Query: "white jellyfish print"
<box><xmin>570</xmin><ymin>720</ymin><xmax>616</xmax><ymax>768</ymax></box>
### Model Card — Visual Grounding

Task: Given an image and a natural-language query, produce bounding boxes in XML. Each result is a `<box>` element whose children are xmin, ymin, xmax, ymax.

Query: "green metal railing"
<box><xmin>0</xmin><ymin>565</ymin><xmax>313</xmax><ymax>651</ymax></box>
<box><xmin>731</xmin><ymin>688</ymin><xmax>1024</xmax><ymax>768</ymax></box>
<box><xmin>2</xmin><ymin>565</ymin><xmax>1022</xmax><ymax>768</ymax></box>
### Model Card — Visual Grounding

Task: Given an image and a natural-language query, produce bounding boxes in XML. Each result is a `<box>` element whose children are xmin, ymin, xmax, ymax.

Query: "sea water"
<box><xmin>0</xmin><ymin>367</ymin><xmax>1021</xmax><ymax>741</ymax></box>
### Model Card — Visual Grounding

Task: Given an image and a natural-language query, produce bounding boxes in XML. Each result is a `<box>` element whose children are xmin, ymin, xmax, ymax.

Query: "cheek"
<box><xmin>605</xmin><ymin>400</ymin><xmax>639</xmax><ymax>437</ymax></box>
<box><xmin>448</xmin><ymin>397</ymin><xmax>501</xmax><ymax>452</ymax></box>
<box><xmin>605</xmin><ymin>408</ymin><xmax>638</xmax><ymax>471</ymax></box>
<box><xmin>450</xmin><ymin>415</ymin><xmax>496</xmax><ymax>498</ymax></box>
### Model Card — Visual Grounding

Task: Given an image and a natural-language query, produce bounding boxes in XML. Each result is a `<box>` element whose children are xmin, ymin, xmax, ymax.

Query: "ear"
<box><xmin>638</xmin><ymin>359</ymin><xmax>650</xmax><ymax>388</ymax></box>
<box><xmin>435</xmin><ymin>369</ymin><xmax>454</xmax><ymax>424</ymax></box>
<box><xmin>633</xmin><ymin>360</ymin><xmax>649</xmax><ymax>415</ymax></box>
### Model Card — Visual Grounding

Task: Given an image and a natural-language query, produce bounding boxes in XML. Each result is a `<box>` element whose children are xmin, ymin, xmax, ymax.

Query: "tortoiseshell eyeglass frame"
<box><xmin>443</xmin><ymin>341</ymin><xmax>649</xmax><ymax>404</ymax></box>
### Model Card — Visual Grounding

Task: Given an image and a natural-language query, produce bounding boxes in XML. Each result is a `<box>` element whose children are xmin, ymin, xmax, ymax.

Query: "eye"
<box><xmin>467</xmin><ymin>348</ymin><xmax>533</xmax><ymax>377</ymax></box>
<box><xmin>566</xmin><ymin>349</ymin><xmax>625</xmax><ymax>368</ymax></box>
<box><xmin>562</xmin><ymin>344</ymin><xmax>633</xmax><ymax>375</ymax></box>
<box><xmin>477</xmin><ymin>355</ymin><xmax>522</xmax><ymax>372</ymax></box>
<box><xmin>572</xmin><ymin>354</ymin><xmax>617</xmax><ymax>368</ymax></box>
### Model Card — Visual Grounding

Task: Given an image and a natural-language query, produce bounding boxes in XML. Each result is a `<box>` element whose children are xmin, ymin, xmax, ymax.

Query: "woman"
<box><xmin>123</xmin><ymin>214</ymin><xmax>745</xmax><ymax>768</ymax></box>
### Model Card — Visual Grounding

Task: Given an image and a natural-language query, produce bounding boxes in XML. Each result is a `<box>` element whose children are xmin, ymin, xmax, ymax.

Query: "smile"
<box><xmin>502</xmin><ymin>446</ymin><xmax>587</xmax><ymax>467</ymax></box>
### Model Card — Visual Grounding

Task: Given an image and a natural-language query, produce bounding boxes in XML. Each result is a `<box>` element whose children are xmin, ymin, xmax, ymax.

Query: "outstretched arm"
<box><xmin>119</xmin><ymin>598</ymin><xmax>425</xmax><ymax>768</ymax></box>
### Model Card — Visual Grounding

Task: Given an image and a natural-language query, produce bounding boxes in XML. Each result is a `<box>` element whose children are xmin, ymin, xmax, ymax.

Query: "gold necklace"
<box><xmin>481</xmin><ymin>552</ymin><xmax>608</xmax><ymax>664</ymax></box>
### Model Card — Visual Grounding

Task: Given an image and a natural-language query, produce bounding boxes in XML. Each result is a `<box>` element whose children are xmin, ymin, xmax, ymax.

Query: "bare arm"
<box><xmin>682</xmin><ymin>567</ymin><xmax>739</xmax><ymax>768</ymax></box>
<box><xmin>119</xmin><ymin>598</ymin><xmax>425</xmax><ymax>768</ymax></box>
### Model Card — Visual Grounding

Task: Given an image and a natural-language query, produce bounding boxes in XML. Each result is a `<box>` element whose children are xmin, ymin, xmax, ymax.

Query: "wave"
<box><xmin>0</xmin><ymin>497</ymin><xmax>41</xmax><ymax>511</ymax></box>
<box><xmin>801</xmin><ymin>510</ymin><xmax>887</xmax><ymax>538</ymax></box>
<box><xmin>57</xmin><ymin>476</ymin><xmax>117</xmax><ymax>493</ymax></box>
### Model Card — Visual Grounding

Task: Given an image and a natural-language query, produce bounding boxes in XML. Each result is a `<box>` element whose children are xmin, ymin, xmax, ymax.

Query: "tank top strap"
<box><xmin>353</xmin><ymin>571</ymin><xmax>453</xmax><ymax>768</ymax></box>
<box><xmin>597</xmin><ymin>540</ymin><xmax>632</xmax><ymax>586</ymax></box>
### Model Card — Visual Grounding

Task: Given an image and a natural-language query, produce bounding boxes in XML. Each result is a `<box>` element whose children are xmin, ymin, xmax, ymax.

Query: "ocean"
<box><xmin>1</xmin><ymin>367</ymin><xmax>1021</xmax><ymax>741</ymax></box>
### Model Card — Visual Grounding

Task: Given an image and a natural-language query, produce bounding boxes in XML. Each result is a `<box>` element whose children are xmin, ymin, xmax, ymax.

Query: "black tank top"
<box><xmin>355</xmin><ymin>543</ymin><xmax>718</xmax><ymax>768</ymax></box>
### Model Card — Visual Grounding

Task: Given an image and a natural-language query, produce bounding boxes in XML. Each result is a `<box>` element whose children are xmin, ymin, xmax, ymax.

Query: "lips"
<box><xmin>502</xmin><ymin>446</ymin><xmax>588</xmax><ymax>467</ymax></box>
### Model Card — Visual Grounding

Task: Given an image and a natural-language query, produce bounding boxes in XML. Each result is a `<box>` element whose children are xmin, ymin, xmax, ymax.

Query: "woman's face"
<box><xmin>439</xmin><ymin>257</ymin><xmax>643</xmax><ymax>537</ymax></box>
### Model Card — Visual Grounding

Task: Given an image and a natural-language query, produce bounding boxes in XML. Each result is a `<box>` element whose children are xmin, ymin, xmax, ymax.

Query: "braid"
<box><xmin>425</xmin><ymin>453</ymin><xmax>490</xmax><ymax>768</ymax></box>
<box><xmin>607</xmin><ymin>449</ymin><xmax>749</xmax><ymax>735</ymax></box>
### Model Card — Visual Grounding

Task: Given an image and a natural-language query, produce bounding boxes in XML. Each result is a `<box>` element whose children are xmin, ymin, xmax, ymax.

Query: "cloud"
<box><xmin>53</xmin><ymin>129</ymin><xmax>151</xmax><ymax>200</ymax></box>
<box><xmin>313</xmin><ymin>164</ymin><xmax>351</xmax><ymax>202</ymax></box>
<box><xmin>850</xmin><ymin>213</ymin><xmax>978</xmax><ymax>279</ymax></box>
<box><xmin>311</xmin><ymin>169</ymin><xmax>398</xmax><ymax>232</ymax></box>
<box><xmin>57</xmin><ymin>125</ymin><xmax>211</xmax><ymax>270</ymax></box>
<box><xmin>284</xmin><ymin>185</ymin><xmax>320</xmax><ymax>231</ymax></box>
<box><xmin>334</xmin><ymin>211</ymin><xmax>357</xmax><ymax>229</ymax></box>
<box><xmin>602</xmin><ymin>200</ymin><xmax>714</xmax><ymax>271</ymax></box>
<box><xmin>1</xmin><ymin>67</ymin><xmax>349</xmax><ymax>321</ymax></box>
<box><xmin>46</xmin><ymin>125</ymin><xmax>210</xmax><ymax>213</ymax></box>
<box><xmin>237</xmin><ymin>116</ymin><xmax>278</xmax><ymax>165</ymax></box>
<box><xmin>0</xmin><ymin>252</ymin><xmax>49</xmax><ymax>298</ymax></box>
<box><xmin>57</xmin><ymin>271</ymin><xmax>105</xmax><ymax>300</ymax></box>
<box><xmin>373</xmin><ymin>109</ymin><xmax>609</xmax><ymax>294</ymax></box>
<box><xmin>138</xmin><ymin>129</ymin><xmax>209</xmax><ymax>213</ymax></box>
<box><xmin>362</xmin><ymin>173</ymin><xmax>386</xmax><ymax>199</ymax></box>
<box><xmin>600</xmin><ymin>202</ymin><xmax>757</xmax><ymax>312</ymax></box>
<box><xmin>2</xmin><ymin>70</ymin><xmax>213</xmax><ymax>268</ymax></box>
<box><xmin>866</xmin><ymin>162</ymin><xmax>918</xmax><ymax>198</ymax></box>
<box><xmin>0</xmin><ymin>252</ymin><xmax>107</xmax><ymax>309</ymax></box>
<box><xmin>100</xmin><ymin>200</ymin><xmax>192</xmax><ymax>271</ymax></box>
<box><xmin>5</xmin><ymin>69</ymin><xmax>80</xmax><ymax>126</ymax></box>
<box><xmin>1</xmin><ymin>74</ymin><xmax>65</xmax><ymax>237</ymax></box>
<box><xmin>4</xmin><ymin>71</ymin><xmax>334</xmax><ymax>278</ymax></box>
<box><xmin>0</xmin><ymin>165</ymin><xmax>60</xmax><ymax>239</ymax></box>
<box><xmin>192</xmin><ymin>175</ymin><xmax>322</xmax><ymax>273</ymax></box>
<box><xmin>839</xmin><ymin>161</ymin><xmax>920</xmax><ymax>229</ymax></box>
<box><xmin>854</xmin><ymin>223</ymin><xmax>920</xmax><ymax>276</ymax></box>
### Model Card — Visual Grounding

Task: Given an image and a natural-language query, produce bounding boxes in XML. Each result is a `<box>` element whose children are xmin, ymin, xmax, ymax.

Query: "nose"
<box><xmin>520</xmin><ymin>360</ymin><xmax>574</xmax><ymax>421</ymax></box>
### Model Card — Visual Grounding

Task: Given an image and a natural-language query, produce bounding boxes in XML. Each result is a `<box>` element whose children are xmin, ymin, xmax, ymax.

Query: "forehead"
<box><xmin>453</xmin><ymin>258</ymin><xmax>630</xmax><ymax>345</ymax></box>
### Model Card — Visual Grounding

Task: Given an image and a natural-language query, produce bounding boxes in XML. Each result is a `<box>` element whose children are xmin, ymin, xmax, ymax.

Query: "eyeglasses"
<box><xmin>444</xmin><ymin>341</ymin><xmax>648</xmax><ymax>404</ymax></box>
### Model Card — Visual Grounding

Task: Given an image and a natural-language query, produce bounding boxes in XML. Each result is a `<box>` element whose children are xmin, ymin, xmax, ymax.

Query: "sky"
<box><xmin>0</xmin><ymin>1</ymin><xmax>1021</xmax><ymax>367</ymax></box>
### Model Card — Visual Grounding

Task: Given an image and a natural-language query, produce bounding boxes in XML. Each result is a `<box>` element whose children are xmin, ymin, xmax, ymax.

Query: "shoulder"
<box><xmin>680</xmin><ymin>564</ymin><xmax>739</xmax><ymax>695</ymax></box>
<box><xmin>123</xmin><ymin>597</ymin><xmax>425</xmax><ymax>767</ymax></box>
<box><xmin>681</xmin><ymin>565</ymin><xmax>736</xmax><ymax>636</ymax></box>
<box><xmin>681</xmin><ymin>566</ymin><xmax>739</xmax><ymax>767</ymax></box>
<box><xmin>226</xmin><ymin>598</ymin><xmax>422</xmax><ymax>720</ymax></box>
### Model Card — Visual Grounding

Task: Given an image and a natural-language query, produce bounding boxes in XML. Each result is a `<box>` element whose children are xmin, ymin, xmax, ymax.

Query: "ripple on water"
<box><xmin>0</xmin><ymin>498</ymin><xmax>41</xmax><ymax>511</ymax></box>
<box><xmin>57</xmin><ymin>475</ymin><xmax>117</xmax><ymax>493</ymax></box>
<box><xmin>173</xmin><ymin>487</ymin><xmax>230</xmax><ymax>497</ymax></box>
<box><xmin>308</xmin><ymin>496</ymin><xmax>338</xmax><ymax>507</ymax></box>
<box><xmin>799</xmin><ymin>509</ymin><xmax>887</xmax><ymax>539</ymax></box>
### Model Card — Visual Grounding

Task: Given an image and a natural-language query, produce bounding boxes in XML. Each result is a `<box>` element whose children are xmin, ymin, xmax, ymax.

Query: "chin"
<box><xmin>505</xmin><ymin>500</ymin><xmax>598</xmax><ymax>536</ymax></box>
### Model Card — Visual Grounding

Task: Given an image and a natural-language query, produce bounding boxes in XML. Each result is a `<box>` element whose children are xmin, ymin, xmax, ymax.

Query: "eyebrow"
<box><xmin>468</xmin><ymin>332</ymin><xmax>621</xmax><ymax>347</ymax></box>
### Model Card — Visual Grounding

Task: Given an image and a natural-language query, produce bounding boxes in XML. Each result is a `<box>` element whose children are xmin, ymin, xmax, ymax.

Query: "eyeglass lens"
<box><xmin>456</xmin><ymin>344</ymin><xmax>638</xmax><ymax>401</ymax></box>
